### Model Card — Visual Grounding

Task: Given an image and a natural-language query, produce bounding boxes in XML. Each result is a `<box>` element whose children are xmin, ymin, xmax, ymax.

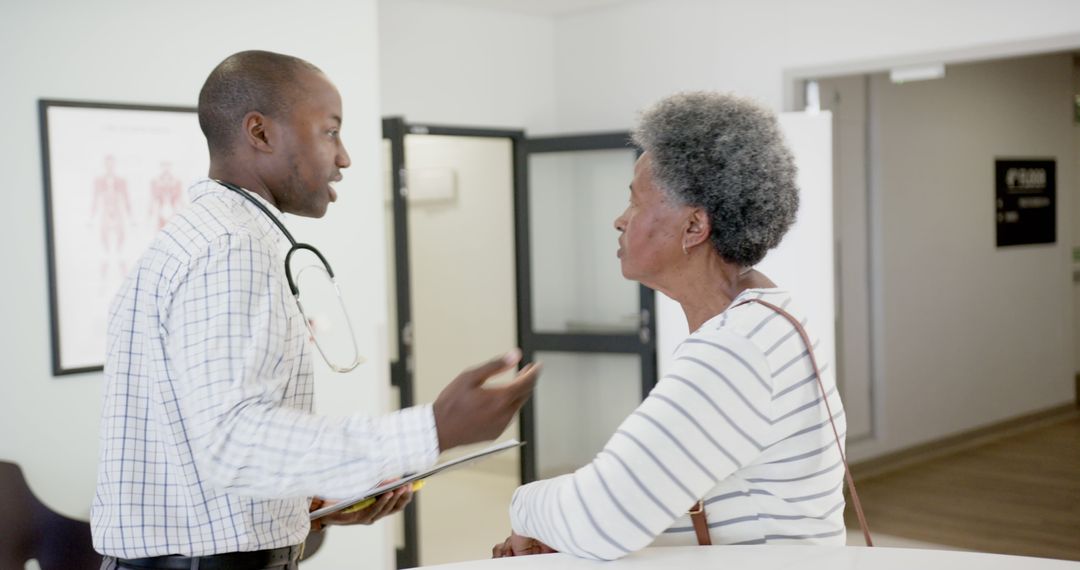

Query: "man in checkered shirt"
<box><xmin>91</xmin><ymin>50</ymin><xmax>539</xmax><ymax>570</ymax></box>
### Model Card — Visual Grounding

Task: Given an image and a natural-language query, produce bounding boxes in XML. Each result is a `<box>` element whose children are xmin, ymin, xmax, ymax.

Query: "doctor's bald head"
<box><xmin>197</xmin><ymin>50</ymin><xmax>322</xmax><ymax>157</ymax></box>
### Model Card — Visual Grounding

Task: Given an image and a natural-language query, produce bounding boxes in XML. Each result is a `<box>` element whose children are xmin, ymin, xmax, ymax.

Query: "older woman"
<box><xmin>495</xmin><ymin>92</ymin><xmax>848</xmax><ymax>560</ymax></box>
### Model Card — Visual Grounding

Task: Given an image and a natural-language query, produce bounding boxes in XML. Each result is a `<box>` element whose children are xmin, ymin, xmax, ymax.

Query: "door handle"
<box><xmin>639</xmin><ymin>308</ymin><xmax>651</xmax><ymax>344</ymax></box>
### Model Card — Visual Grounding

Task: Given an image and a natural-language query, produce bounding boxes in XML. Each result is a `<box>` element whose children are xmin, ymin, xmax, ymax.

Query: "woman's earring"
<box><xmin>682</xmin><ymin>243</ymin><xmax>688</xmax><ymax>255</ymax></box>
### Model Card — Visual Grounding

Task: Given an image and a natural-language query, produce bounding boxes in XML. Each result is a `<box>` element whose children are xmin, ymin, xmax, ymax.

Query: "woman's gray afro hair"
<box><xmin>632</xmin><ymin>92</ymin><xmax>798</xmax><ymax>267</ymax></box>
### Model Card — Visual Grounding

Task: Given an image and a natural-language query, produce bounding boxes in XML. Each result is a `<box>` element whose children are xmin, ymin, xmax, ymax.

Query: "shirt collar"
<box><xmin>188</xmin><ymin>178</ymin><xmax>291</xmax><ymax>245</ymax></box>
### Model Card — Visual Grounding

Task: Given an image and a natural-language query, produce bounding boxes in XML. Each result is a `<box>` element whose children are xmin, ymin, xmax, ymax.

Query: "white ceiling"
<box><xmin>424</xmin><ymin>0</ymin><xmax>638</xmax><ymax>17</ymax></box>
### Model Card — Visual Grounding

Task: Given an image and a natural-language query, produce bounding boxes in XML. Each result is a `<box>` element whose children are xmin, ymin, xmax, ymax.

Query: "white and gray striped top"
<box><xmin>509</xmin><ymin>288</ymin><xmax>846</xmax><ymax>560</ymax></box>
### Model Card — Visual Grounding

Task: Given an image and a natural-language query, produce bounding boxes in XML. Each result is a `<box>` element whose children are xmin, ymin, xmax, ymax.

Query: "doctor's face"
<box><xmin>273</xmin><ymin>70</ymin><xmax>352</xmax><ymax>218</ymax></box>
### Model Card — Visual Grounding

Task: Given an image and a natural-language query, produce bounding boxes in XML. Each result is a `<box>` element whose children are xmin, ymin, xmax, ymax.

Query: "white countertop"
<box><xmin>421</xmin><ymin>545</ymin><xmax>1080</xmax><ymax>570</ymax></box>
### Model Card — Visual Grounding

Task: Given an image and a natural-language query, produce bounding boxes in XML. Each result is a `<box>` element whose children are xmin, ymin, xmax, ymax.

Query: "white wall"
<box><xmin>378</xmin><ymin>0</ymin><xmax>559</xmax><ymax>133</ymax></box>
<box><xmin>550</xmin><ymin>0</ymin><xmax>1080</xmax><ymax>462</ymax></box>
<box><xmin>552</xmin><ymin>0</ymin><xmax>1080</xmax><ymax>131</ymax></box>
<box><xmin>0</xmin><ymin>2</ymin><xmax>395</xmax><ymax>568</ymax></box>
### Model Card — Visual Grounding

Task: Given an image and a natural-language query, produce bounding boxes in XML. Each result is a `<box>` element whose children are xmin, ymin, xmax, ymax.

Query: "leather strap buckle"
<box><xmin>689</xmin><ymin>500</ymin><xmax>711</xmax><ymax>546</ymax></box>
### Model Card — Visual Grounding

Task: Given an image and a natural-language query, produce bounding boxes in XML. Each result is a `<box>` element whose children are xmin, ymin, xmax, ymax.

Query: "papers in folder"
<box><xmin>309</xmin><ymin>438</ymin><xmax>524</xmax><ymax>520</ymax></box>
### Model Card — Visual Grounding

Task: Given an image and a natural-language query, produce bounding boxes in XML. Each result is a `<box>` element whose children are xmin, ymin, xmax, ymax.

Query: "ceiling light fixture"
<box><xmin>889</xmin><ymin>63</ymin><xmax>946</xmax><ymax>84</ymax></box>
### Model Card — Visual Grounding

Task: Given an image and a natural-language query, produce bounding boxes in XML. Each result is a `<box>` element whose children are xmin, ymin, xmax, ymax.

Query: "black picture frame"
<box><xmin>39</xmin><ymin>99</ymin><xmax>206</xmax><ymax>375</ymax></box>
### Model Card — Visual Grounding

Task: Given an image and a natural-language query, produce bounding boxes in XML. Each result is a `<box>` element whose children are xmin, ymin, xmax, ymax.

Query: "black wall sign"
<box><xmin>995</xmin><ymin>159</ymin><xmax>1055</xmax><ymax>247</ymax></box>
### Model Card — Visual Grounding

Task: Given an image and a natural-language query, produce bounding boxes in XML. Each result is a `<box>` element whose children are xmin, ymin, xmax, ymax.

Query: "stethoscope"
<box><xmin>216</xmin><ymin>179</ymin><xmax>363</xmax><ymax>373</ymax></box>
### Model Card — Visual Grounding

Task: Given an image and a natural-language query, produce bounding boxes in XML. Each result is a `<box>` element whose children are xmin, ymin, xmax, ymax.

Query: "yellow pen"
<box><xmin>340</xmin><ymin>480</ymin><xmax>425</xmax><ymax>514</ymax></box>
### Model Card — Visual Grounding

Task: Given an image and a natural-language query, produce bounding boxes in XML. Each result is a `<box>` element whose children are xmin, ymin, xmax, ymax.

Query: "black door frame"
<box><xmin>382</xmin><ymin>117</ymin><xmax>526</xmax><ymax>569</ymax></box>
<box><xmin>382</xmin><ymin>123</ymin><xmax>658</xmax><ymax>566</ymax></box>
<box><xmin>517</xmin><ymin>132</ymin><xmax>658</xmax><ymax>484</ymax></box>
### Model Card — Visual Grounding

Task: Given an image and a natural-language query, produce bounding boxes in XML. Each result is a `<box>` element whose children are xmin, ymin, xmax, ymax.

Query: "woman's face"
<box><xmin>614</xmin><ymin>153</ymin><xmax>688</xmax><ymax>286</ymax></box>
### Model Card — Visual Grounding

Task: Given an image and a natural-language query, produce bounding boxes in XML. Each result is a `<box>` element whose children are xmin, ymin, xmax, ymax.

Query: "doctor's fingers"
<box><xmin>497</xmin><ymin>362</ymin><xmax>541</xmax><ymax>403</ymax></box>
<box><xmin>357</xmin><ymin>490</ymin><xmax>396</xmax><ymax>524</ymax></box>
<box><xmin>387</xmin><ymin>489</ymin><xmax>412</xmax><ymax>515</ymax></box>
<box><xmin>460</xmin><ymin>349</ymin><xmax>523</xmax><ymax>387</ymax></box>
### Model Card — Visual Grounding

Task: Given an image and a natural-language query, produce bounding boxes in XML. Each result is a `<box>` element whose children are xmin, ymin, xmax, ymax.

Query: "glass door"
<box><xmin>517</xmin><ymin>133</ymin><xmax>657</xmax><ymax>482</ymax></box>
<box><xmin>383</xmin><ymin>118</ymin><xmax>524</xmax><ymax>568</ymax></box>
<box><xmin>383</xmin><ymin>125</ymin><xmax>659</xmax><ymax>564</ymax></box>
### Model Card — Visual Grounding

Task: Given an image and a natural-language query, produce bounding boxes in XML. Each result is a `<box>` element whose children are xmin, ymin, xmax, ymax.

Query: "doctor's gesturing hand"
<box><xmin>433</xmin><ymin>349</ymin><xmax>541</xmax><ymax>451</ymax></box>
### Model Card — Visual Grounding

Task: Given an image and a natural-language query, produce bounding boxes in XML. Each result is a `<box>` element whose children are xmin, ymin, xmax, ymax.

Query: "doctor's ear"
<box><xmin>242</xmin><ymin>111</ymin><xmax>273</xmax><ymax>153</ymax></box>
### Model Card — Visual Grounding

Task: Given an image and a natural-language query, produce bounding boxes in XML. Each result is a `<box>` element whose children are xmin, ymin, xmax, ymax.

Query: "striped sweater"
<box><xmin>510</xmin><ymin>288</ymin><xmax>847</xmax><ymax>560</ymax></box>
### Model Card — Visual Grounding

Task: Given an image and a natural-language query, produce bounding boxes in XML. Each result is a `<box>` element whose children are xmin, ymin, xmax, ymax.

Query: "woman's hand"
<box><xmin>492</xmin><ymin>532</ymin><xmax>556</xmax><ymax>557</ymax></box>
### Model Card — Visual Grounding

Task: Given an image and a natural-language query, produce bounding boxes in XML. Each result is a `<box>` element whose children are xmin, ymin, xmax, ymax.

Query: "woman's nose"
<box><xmin>614</xmin><ymin>212</ymin><xmax>626</xmax><ymax>232</ymax></box>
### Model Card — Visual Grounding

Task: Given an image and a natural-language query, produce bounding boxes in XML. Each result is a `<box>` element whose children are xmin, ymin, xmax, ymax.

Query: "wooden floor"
<box><xmin>845</xmin><ymin>414</ymin><xmax>1080</xmax><ymax>561</ymax></box>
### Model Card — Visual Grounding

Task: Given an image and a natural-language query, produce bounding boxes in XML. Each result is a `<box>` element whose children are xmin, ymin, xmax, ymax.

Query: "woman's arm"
<box><xmin>509</xmin><ymin>331</ymin><xmax>774</xmax><ymax>560</ymax></box>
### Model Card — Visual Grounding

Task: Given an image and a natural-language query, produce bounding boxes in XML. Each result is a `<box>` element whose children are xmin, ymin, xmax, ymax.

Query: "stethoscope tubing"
<box><xmin>215</xmin><ymin>179</ymin><xmax>336</xmax><ymax>295</ymax></box>
<box><xmin>213</xmin><ymin>179</ymin><xmax>363</xmax><ymax>373</ymax></box>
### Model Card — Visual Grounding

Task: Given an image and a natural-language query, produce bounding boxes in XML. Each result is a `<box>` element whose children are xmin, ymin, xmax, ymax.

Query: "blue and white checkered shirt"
<box><xmin>92</xmin><ymin>179</ymin><xmax>439</xmax><ymax>558</ymax></box>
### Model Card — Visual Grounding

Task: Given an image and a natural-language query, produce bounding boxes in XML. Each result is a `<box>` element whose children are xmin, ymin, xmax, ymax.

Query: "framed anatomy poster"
<box><xmin>39</xmin><ymin>100</ymin><xmax>208</xmax><ymax>375</ymax></box>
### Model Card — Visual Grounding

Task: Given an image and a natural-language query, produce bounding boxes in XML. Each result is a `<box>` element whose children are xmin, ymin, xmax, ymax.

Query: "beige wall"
<box><xmin>1073</xmin><ymin>56</ymin><xmax>1080</xmax><ymax>373</ymax></box>
<box><xmin>867</xmin><ymin>53</ymin><xmax>1074</xmax><ymax>453</ymax></box>
<box><xmin>818</xmin><ymin>75</ymin><xmax>875</xmax><ymax>441</ymax></box>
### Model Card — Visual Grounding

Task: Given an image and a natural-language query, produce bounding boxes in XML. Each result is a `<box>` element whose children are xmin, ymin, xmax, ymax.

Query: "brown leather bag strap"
<box><xmin>742</xmin><ymin>297</ymin><xmax>873</xmax><ymax>547</ymax></box>
<box><xmin>689</xmin><ymin>500</ymin><xmax>711</xmax><ymax>546</ymax></box>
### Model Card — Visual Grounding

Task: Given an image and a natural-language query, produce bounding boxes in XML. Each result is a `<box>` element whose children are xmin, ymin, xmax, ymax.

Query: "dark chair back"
<box><xmin>0</xmin><ymin>460</ymin><xmax>325</xmax><ymax>568</ymax></box>
<box><xmin>0</xmin><ymin>461</ymin><xmax>101</xmax><ymax>570</ymax></box>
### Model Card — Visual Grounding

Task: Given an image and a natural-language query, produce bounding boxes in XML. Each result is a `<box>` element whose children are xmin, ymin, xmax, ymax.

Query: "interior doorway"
<box><xmin>519</xmin><ymin>133</ymin><xmax>658</xmax><ymax>483</ymax></box>
<box><xmin>381</xmin><ymin>122</ymin><xmax>659</xmax><ymax>567</ymax></box>
<box><xmin>382</xmin><ymin>119</ymin><xmax>522</xmax><ymax>567</ymax></box>
<box><xmin>789</xmin><ymin>50</ymin><xmax>1079</xmax><ymax>457</ymax></box>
